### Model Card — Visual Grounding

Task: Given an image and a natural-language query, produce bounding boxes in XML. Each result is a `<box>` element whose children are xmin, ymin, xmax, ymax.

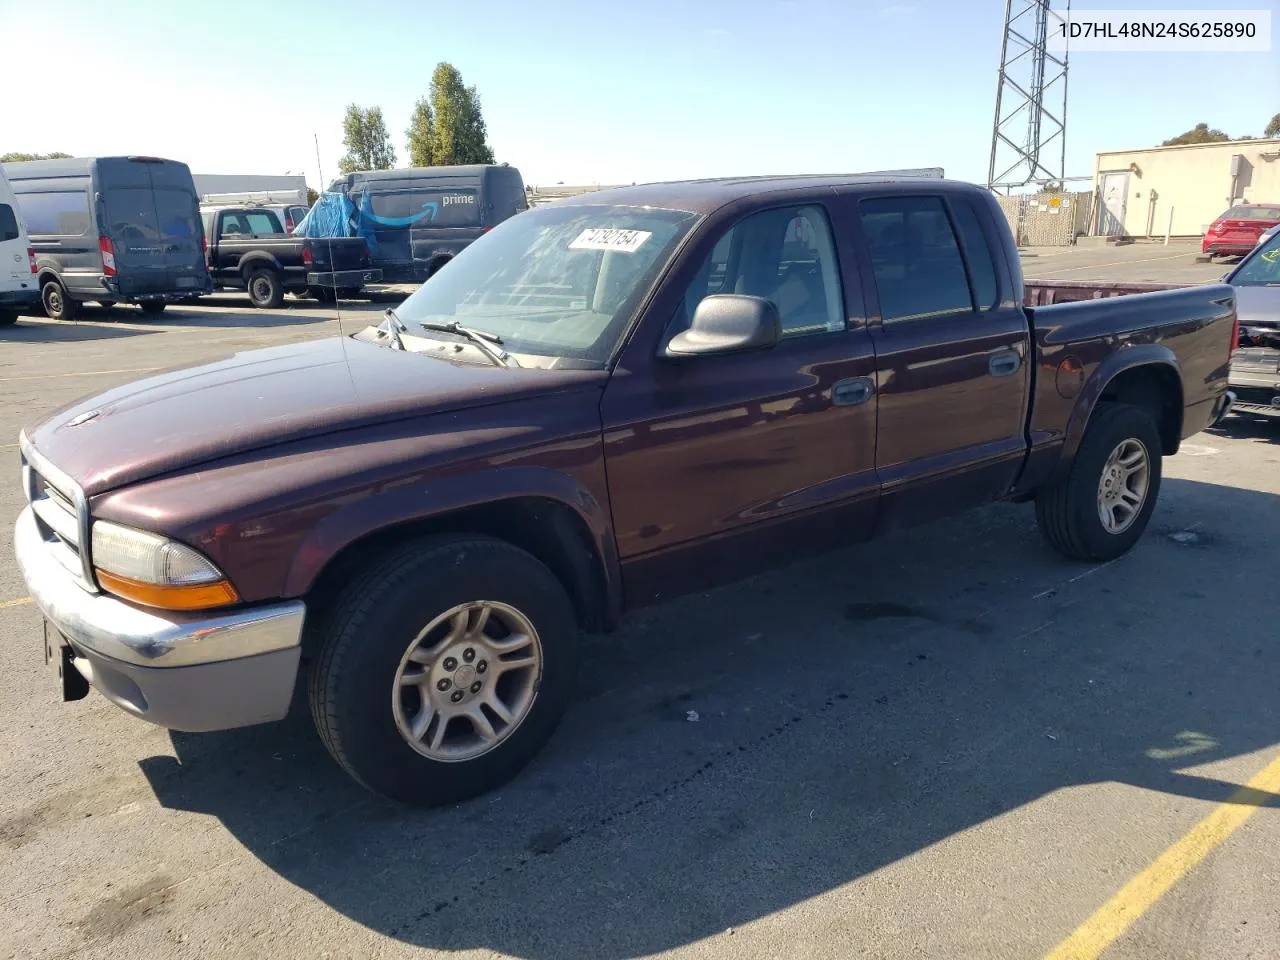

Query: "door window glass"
<box><xmin>0</xmin><ymin>204</ymin><xmax>19</xmax><ymax>242</ymax></box>
<box><xmin>677</xmin><ymin>204</ymin><xmax>845</xmax><ymax>339</ymax></box>
<box><xmin>859</xmin><ymin>196</ymin><xmax>974</xmax><ymax>323</ymax></box>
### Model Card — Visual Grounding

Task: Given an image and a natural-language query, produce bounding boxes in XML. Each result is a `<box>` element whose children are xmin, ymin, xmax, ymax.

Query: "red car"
<box><xmin>1202</xmin><ymin>202</ymin><xmax>1280</xmax><ymax>257</ymax></box>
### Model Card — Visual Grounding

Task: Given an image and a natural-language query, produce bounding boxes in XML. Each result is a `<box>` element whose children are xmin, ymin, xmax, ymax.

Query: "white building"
<box><xmin>1092</xmin><ymin>138</ymin><xmax>1280</xmax><ymax>238</ymax></box>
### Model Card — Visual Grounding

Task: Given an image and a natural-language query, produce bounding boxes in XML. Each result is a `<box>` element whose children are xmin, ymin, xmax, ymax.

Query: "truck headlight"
<box><xmin>90</xmin><ymin>521</ymin><xmax>239</xmax><ymax>610</ymax></box>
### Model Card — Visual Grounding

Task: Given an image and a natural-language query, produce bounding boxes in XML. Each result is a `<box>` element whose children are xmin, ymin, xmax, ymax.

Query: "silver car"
<box><xmin>1225</xmin><ymin>229</ymin><xmax>1280</xmax><ymax>419</ymax></box>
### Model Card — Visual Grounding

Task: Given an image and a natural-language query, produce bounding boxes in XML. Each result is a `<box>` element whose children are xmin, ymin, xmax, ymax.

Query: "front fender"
<box><xmin>1061</xmin><ymin>343</ymin><xmax>1181</xmax><ymax>466</ymax></box>
<box><xmin>282</xmin><ymin>464</ymin><xmax>623</xmax><ymax>623</ymax></box>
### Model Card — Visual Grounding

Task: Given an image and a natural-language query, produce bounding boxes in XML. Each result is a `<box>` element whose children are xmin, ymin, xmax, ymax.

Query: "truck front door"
<box><xmin>602</xmin><ymin>201</ymin><xmax>880</xmax><ymax>607</ymax></box>
<box><xmin>844</xmin><ymin>191</ymin><xmax>1031</xmax><ymax>530</ymax></box>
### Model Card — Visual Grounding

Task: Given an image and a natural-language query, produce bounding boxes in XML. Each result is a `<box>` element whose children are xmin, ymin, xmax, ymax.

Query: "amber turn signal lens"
<box><xmin>95</xmin><ymin>569</ymin><xmax>240</xmax><ymax>611</ymax></box>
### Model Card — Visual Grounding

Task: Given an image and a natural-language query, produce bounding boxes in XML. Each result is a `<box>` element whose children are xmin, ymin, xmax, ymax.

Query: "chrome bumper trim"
<box><xmin>14</xmin><ymin>506</ymin><xmax>305</xmax><ymax>668</ymax></box>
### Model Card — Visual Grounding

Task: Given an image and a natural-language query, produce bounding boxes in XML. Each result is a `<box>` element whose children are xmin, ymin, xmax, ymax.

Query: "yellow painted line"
<box><xmin>0</xmin><ymin>366</ymin><xmax>160</xmax><ymax>382</ymax></box>
<box><xmin>0</xmin><ymin>597</ymin><xmax>32</xmax><ymax>608</ymax></box>
<box><xmin>1044</xmin><ymin>752</ymin><xmax>1280</xmax><ymax>960</ymax></box>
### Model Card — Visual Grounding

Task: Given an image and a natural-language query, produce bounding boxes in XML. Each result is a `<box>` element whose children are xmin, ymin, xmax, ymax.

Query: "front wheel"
<box><xmin>308</xmin><ymin>535</ymin><xmax>578</xmax><ymax>807</ymax></box>
<box><xmin>246</xmin><ymin>269</ymin><xmax>284</xmax><ymax>309</ymax></box>
<box><xmin>1035</xmin><ymin>402</ymin><xmax>1163</xmax><ymax>561</ymax></box>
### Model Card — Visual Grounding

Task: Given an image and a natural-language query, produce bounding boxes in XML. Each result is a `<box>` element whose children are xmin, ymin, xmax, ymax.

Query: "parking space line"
<box><xmin>1037</xmin><ymin>252</ymin><xmax>1201</xmax><ymax>276</ymax></box>
<box><xmin>0</xmin><ymin>597</ymin><xmax>32</xmax><ymax>608</ymax></box>
<box><xmin>0</xmin><ymin>366</ymin><xmax>161</xmax><ymax>382</ymax></box>
<box><xmin>1043</xmin><ymin>751</ymin><xmax>1280</xmax><ymax>960</ymax></box>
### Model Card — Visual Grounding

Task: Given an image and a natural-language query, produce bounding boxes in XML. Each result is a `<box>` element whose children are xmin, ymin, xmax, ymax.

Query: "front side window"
<box><xmin>859</xmin><ymin>196</ymin><xmax>976</xmax><ymax>323</ymax></box>
<box><xmin>676</xmin><ymin>204</ymin><xmax>846</xmax><ymax>339</ymax></box>
<box><xmin>391</xmin><ymin>202</ymin><xmax>699</xmax><ymax>366</ymax></box>
<box><xmin>15</xmin><ymin>190</ymin><xmax>91</xmax><ymax>237</ymax></box>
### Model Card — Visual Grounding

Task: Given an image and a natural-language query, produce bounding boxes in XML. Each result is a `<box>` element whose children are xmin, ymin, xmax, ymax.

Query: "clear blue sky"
<box><xmin>3</xmin><ymin>0</ymin><xmax>1277</xmax><ymax>190</ymax></box>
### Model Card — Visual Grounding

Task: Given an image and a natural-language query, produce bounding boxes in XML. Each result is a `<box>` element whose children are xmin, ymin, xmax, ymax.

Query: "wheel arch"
<box><xmin>289</xmin><ymin>471</ymin><xmax>623</xmax><ymax>641</ymax></box>
<box><xmin>238</xmin><ymin>253</ymin><xmax>283</xmax><ymax>277</ymax></box>
<box><xmin>1062</xmin><ymin>346</ymin><xmax>1184</xmax><ymax>465</ymax></box>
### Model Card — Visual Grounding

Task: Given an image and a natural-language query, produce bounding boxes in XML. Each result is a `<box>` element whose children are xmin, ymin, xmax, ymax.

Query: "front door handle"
<box><xmin>988</xmin><ymin>349</ymin><xmax>1022</xmax><ymax>377</ymax></box>
<box><xmin>833</xmin><ymin>376</ymin><xmax>875</xmax><ymax>406</ymax></box>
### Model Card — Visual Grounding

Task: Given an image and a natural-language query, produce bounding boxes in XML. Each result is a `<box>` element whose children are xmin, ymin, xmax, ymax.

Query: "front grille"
<box><xmin>20</xmin><ymin>437</ymin><xmax>96</xmax><ymax>591</ymax></box>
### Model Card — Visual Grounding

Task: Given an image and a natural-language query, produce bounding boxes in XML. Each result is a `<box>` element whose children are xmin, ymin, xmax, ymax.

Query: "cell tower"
<box><xmin>987</xmin><ymin>0</ymin><xmax>1070</xmax><ymax>193</ymax></box>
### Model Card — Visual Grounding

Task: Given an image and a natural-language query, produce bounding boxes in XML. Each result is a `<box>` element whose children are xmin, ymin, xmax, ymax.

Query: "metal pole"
<box><xmin>1165</xmin><ymin>206</ymin><xmax>1173</xmax><ymax>246</ymax></box>
<box><xmin>988</xmin><ymin>0</ymin><xmax>1015</xmax><ymax>189</ymax></box>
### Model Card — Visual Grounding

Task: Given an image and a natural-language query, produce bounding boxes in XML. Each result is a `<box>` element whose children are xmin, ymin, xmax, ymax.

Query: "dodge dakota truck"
<box><xmin>14</xmin><ymin>174</ymin><xmax>1239</xmax><ymax>807</ymax></box>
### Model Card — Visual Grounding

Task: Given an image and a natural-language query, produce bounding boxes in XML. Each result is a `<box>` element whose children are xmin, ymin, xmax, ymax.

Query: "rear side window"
<box><xmin>1224</xmin><ymin>205</ymin><xmax>1280</xmax><ymax>221</ymax></box>
<box><xmin>859</xmin><ymin>196</ymin><xmax>976</xmax><ymax>323</ymax></box>
<box><xmin>0</xmin><ymin>204</ymin><xmax>19</xmax><ymax>242</ymax></box>
<box><xmin>949</xmin><ymin>199</ymin><xmax>999</xmax><ymax>309</ymax></box>
<box><xmin>245</xmin><ymin>212</ymin><xmax>282</xmax><ymax>234</ymax></box>
<box><xmin>15</xmin><ymin>190</ymin><xmax>91</xmax><ymax>236</ymax></box>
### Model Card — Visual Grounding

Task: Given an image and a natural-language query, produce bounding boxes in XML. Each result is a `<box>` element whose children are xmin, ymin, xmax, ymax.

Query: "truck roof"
<box><xmin>0</xmin><ymin>156</ymin><xmax>189</xmax><ymax>179</ymax></box>
<box><xmin>550</xmin><ymin>170</ymin><xmax>968</xmax><ymax>215</ymax></box>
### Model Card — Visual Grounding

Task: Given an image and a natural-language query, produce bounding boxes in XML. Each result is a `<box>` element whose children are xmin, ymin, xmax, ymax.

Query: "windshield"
<box><xmin>1231</xmin><ymin>231</ymin><xmax>1280</xmax><ymax>286</ymax></box>
<box><xmin>390</xmin><ymin>203</ymin><xmax>699</xmax><ymax>366</ymax></box>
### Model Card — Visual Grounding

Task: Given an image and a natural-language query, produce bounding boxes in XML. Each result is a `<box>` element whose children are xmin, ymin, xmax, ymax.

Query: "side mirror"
<box><xmin>664</xmin><ymin>294</ymin><xmax>781</xmax><ymax>358</ymax></box>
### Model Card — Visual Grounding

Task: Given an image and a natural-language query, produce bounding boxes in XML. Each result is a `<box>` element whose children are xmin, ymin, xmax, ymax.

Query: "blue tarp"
<box><xmin>293</xmin><ymin>191</ymin><xmax>357</xmax><ymax>241</ymax></box>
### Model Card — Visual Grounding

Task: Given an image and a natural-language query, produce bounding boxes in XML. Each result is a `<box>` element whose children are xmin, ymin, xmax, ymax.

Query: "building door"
<box><xmin>1097</xmin><ymin>172</ymin><xmax>1129</xmax><ymax>236</ymax></box>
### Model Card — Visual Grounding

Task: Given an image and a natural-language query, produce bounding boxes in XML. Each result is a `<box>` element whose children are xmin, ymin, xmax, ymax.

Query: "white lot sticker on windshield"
<box><xmin>569</xmin><ymin>228</ymin><xmax>652</xmax><ymax>253</ymax></box>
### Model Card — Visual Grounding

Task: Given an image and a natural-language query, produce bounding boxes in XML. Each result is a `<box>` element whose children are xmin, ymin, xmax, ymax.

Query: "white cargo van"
<box><xmin>0</xmin><ymin>166</ymin><xmax>39</xmax><ymax>326</ymax></box>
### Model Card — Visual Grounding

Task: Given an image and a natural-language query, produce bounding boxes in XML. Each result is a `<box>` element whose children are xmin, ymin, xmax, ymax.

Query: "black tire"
<box><xmin>94</xmin><ymin>301</ymin><xmax>116</xmax><ymax>310</ymax></box>
<box><xmin>336</xmin><ymin>287</ymin><xmax>361</xmax><ymax>299</ymax></box>
<box><xmin>246</xmin><ymin>268</ymin><xmax>284</xmax><ymax>309</ymax></box>
<box><xmin>1035</xmin><ymin>402</ymin><xmax>1163</xmax><ymax>562</ymax></box>
<box><xmin>0</xmin><ymin>310</ymin><xmax>17</xmax><ymax>327</ymax></box>
<box><xmin>41</xmin><ymin>280</ymin><xmax>78</xmax><ymax>321</ymax></box>
<box><xmin>426</xmin><ymin>257</ymin><xmax>451</xmax><ymax>279</ymax></box>
<box><xmin>308</xmin><ymin>285</ymin><xmax>335</xmax><ymax>303</ymax></box>
<box><xmin>139</xmin><ymin>301</ymin><xmax>166</xmax><ymax>316</ymax></box>
<box><xmin>308</xmin><ymin>535</ymin><xmax>578</xmax><ymax>807</ymax></box>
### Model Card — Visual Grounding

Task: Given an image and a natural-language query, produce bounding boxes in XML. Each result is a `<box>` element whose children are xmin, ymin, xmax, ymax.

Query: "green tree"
<box><xmin>306</xmin><ymin>186</ymin><xmax>319</xmax><ymax>205</ymax></box>
<box><xmin>1161</xmin><ymin>123</ymin><xmax>1230</xmax><ymax>146</ymax></box>
<box><xmin>425</xmin><ymin>62</ymin><xmax>495</xmax><ymax>166</ymax></box>
<box><xmin>0</xmin><ymin>151</ymin><xmax>72</xmax><ymax>162</ymax></box>
<box><xmin>337</xmin><ymin>104</ymin><xmax>395</xmax><ymax>174</ymax></box>
<box><xmin>405</xmin><ymin>97</ymin><xmax>436</xmax><ymax>167</ymax></box>
<box><xmin>1265</xmin><ymin>113</ymin><xmax>1280</xmax><ymax>138</ymax></box>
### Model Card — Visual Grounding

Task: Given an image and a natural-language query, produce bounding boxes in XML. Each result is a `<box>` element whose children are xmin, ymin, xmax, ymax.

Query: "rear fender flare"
<box><xmin>237</xmin><ymin>253</ymin><xmax>283</xmax><ymax>277</ymax></box>
<box><xmin>283</xmin><ymin>465</ymin><xmax>623</xmax><ymax>627</ymax></box>
<box><xmin>1060</xmin><ymin>345</ymin><xmax>1181</xmax><ymax>468</ymax></box>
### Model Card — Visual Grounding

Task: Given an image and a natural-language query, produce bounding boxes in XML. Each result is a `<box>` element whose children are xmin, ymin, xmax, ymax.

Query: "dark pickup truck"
<box><xmin>14</xmin><ymin>175</ymin><xmax>1238</xmax><ymax>807</ymax></box>
<box><xmin>202</xmin><ymin>206</ymin><xmax>381</xmax><ymax>308</ymax></box>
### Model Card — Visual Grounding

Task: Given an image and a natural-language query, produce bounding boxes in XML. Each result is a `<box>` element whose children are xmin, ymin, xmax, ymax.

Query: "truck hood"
<box><xmin>24</xmin><ymin>336</ymin><xmax>606</xmax><ymax>496</ymax></box>
<box><xmin>1234</xmin><ymin>285</ymin><xmax>1280</xmax><ymax>328</ymax></box>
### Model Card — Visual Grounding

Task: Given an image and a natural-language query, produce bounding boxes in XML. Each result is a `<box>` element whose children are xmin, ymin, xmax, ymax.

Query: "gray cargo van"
<box><xmin>2</xmin><ymin>156</ymin><xmax>212</xmax><ymax>319</ymax></box>
<box><xmin>321</xmin><ymin>163</ymin><xmax>527</xmax><ymax>283</ymax></box>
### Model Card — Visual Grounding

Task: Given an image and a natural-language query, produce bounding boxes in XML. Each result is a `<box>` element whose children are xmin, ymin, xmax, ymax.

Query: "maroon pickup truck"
<box><xmin>14</xmin><ymin>174</ymin><xmax>1238</xmax><ymax>807</ymax></box>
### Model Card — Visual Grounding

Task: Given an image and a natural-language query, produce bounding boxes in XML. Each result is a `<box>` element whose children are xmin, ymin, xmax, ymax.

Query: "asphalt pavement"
<box><xmin>0</xmin><ymin>290</ymin><xmax>1276</xmax><ymax>960</ymax></box>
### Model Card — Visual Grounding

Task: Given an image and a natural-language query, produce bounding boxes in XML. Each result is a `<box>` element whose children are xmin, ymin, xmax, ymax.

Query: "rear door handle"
<box><xmin>988</xmin><ymin>350</ymin><xmax>1022</xmax><ymax>377</ymax></box>
<box><xmin>833</xmin><ymin>376</ymin><xmax>875</xmax><ymax>406</ymax></box>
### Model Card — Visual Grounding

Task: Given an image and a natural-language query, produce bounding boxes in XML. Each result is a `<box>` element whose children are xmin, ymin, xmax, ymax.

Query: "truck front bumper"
<box><xmin>14</xmin><ymin>506</ymin><xmax>305</xmax><ymax>732</ymax></box>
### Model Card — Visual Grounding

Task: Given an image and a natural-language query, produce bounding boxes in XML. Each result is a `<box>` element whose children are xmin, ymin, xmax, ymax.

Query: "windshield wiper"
<box><xmin>378</xmin><ymin>308</ymin><xmax>407</xmax><ymax>351</ymax></box>
<box><xmin>418</xmin><ymin>320</ymin><xmax>518</xmax><ymax>368</ymax></box>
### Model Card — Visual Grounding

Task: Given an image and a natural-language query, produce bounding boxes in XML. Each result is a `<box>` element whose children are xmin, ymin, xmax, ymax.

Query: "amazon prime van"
<box><xmin>2</xmin><ymin>156</ymin><xmax>212</xmax><ymax>319</ymax></box>
<box><xmin>320</xmin><ymin>163</ymin><xmax>526</xmax><ymax>283</ymax></box>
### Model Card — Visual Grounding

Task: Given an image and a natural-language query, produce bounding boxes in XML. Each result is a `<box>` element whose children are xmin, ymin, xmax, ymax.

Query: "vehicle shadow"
<box><xmin>1</xmin><ymin>312</ymin><xmax>163</xmax><ymax>343</ymax></box>
<box><xmin>1209</xmin><ymin>414</ymin><xmax>1280</xmax><ymax>444</ymax></box>
<box><xmin>137</xmin><ymin>477</ymin><xmax>1280</xmax><ymax>959</ymax></box>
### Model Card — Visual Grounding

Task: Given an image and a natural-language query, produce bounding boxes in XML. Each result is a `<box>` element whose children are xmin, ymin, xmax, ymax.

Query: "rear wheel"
<box><xmin>41</xmin><ymin>280</ymin><xmax>78</xmax><ymax>321</ymax></box>
<box><xmin>1035</xmin><ymin>402</ymin><xmax>1163</xmax><ymax>561</ymax></box>
<box><xmin>308</xmin><ymin>535</ymin><xmax>578</xmax><ymax>807</ymax></box>
<box><xmin>309</xmin><ymin>286</ymin><xmax>335</xmax><ymax>303</ymax></box>
<box><xmin>139</xmin><ymin>302</ymin><xmax>166</xmax><ymax>316</ymax></box>
<box><xmin>0</xmin><ymin>310</ymin><xmax>17</xmax><ymax>327</ymax></box>
<box><xmin>246</xmin><ymin>269</ymin><xmax>284</xmax><ymax>309</ymax></box>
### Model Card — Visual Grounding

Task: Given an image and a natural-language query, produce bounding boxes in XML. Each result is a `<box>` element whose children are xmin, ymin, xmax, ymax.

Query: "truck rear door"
<box><xmin>843</xmin><ymin>189</ymin><xmax>1031</xmax><ymax>528</ymax></box>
